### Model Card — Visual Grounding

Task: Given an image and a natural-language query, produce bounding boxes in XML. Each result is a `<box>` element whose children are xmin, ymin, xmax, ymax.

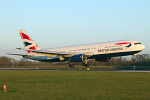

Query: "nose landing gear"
<box><xmin>132</xmin><ymin>54</ymin><xmax>137</xmax><ymax>62</ymax></box>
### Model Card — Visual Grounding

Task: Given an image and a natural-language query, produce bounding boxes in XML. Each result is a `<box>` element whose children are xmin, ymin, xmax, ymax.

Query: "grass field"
<box><xmin>0</xmin><ymin>71</ymin><xmax>150</xmax><ymax>100</ymax></box>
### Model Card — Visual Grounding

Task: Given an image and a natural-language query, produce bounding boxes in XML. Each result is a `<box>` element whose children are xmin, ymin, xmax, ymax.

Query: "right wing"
<box><xmin>17</xmin><ymin>48</ymin><xmax>93</xmax><ymax>58</ymax></box>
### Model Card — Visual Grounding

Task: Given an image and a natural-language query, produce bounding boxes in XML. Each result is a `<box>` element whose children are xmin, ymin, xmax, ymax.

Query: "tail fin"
<box><xmin>19</xmin><ymin>29</ymin><xmax>41</xmax><ymax>53</ymax></box>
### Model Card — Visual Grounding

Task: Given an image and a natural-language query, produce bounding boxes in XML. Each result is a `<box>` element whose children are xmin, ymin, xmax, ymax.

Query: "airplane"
<box><xmin>8</xmin><ymin>29</ymin><xmax>145</xmax><ymax>67</ymax></box>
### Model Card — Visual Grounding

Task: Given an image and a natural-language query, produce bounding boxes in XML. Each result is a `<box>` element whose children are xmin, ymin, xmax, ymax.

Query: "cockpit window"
<box><xmin>134</xmin><ymin>42</ymin><xmax>141</xmax><ymax>45</ymax></box>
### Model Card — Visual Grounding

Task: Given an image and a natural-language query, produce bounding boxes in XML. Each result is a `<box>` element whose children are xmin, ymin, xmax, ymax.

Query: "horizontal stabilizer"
<box><xmin>7</xmin><ymin>53</ymin><xmax>34</xmax><ymax>57</ymax></box>
<box><xmin>16</xmin><ymin>48</ymin><xmax>24</xmax><ymax>50</ymax></box>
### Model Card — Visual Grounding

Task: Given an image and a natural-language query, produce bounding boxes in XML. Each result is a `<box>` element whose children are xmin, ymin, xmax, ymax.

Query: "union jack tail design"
<box><xmin>19</xmin><ymin>29</ymin><xmax>41</xmax><ymax>53</ymax></box>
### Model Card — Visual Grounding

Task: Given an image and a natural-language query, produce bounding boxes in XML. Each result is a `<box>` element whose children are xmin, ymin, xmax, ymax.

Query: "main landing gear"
<box><xmin>66</xmin><ymin>62</ymin><xmax>90</xmax><ymax>68</ymax></box>
<box><xmin>67</xmin><ymin>60</ymin><xmax>90</xmax><ymax>68</ymax></box>
<box><xmin>67</xmin><ymin>55</ymin><xmax>90</xmax><ymax>68</ymax></box>
<box><xmin>67</xmin><ymin>63</ymin><xmax>75</xmax><ymax>68</ymax></box>
<box><xmin>82</xmin><ymin>59</ymin><xmax>89</xmax><ymax>67</ymax></box>
<box><xmin>82</xmin><ymin>63</ymin><xmax>90</xmax><ymax>67</ymax></box>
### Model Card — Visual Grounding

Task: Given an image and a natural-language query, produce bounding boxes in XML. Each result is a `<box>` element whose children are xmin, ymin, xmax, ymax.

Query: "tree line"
<box><xmin>0</xmin><ymin>54</ymin><xmax>150</xmax><ymax>67</ymax></box>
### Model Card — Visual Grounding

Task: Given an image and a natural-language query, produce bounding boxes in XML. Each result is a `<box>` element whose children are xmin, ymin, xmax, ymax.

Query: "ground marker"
<box><xmin>3</xmin><ymin>85</ymin><xmax>6</xmax><ymax>92</ymax></box>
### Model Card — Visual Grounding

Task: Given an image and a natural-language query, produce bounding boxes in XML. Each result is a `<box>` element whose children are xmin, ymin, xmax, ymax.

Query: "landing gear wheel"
<box><xmin>82</xmin><ymin>63</ymin><xmax>90</xmax><ymax>67</ymax></box>
<box><xmin>67</xmin><ymin>63</ymin><xmax>75</xmax><ymax>68</ymax></box>
<box><xmin>67</xmin><ymin>63</ymin><xmax>70</xmax><ymax>67</ymax></box>
<box><xmin>71</xmin><ymin>64</ymin><xmax>75</xmax><ymax>68</ymax></box>
<box><xmin>85</xmin><ymin>64</ymin><xmax>89</xmax><ymax>67</ymax></box>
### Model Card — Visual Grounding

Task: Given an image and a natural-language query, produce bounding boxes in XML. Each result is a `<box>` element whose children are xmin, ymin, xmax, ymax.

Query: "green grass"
<box><xmin>0</xmin><ymin>71</ymin><xmax>150</xmax><ymax>100</ymax></box>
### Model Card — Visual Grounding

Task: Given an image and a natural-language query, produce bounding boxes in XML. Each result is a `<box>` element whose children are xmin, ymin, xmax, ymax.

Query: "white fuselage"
<box><xmin>8</xmin><ymin>29</ymin><xmax>146</xmax><ymax>67</ymax></box>
<box><xmin>42</xmin><ymin>40</ymin><xmax>144</xmax><ymax>55</ymax></box>
<box><xmin>27</xmin><ymin>40</ymin><xmax>145</xmax><ymax>62</ymax></box>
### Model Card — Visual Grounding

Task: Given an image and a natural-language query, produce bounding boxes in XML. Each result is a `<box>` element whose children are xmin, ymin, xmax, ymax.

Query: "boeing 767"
<box><xmin>8</xmin><ymin>30</ymin><xmax>145</xmax><ymax>67</ymax></box>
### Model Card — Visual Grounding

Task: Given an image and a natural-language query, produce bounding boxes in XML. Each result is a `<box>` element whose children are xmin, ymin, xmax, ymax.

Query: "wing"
<box><xmin>17</xmin><ymin>48</ymin><xmax>92</xmax><ymax>58</ymax></box>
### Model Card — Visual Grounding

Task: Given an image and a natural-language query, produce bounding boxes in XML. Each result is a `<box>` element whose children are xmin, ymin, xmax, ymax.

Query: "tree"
<box><xmin>135</xmin><ymin>54</ymin><xmax>150</xmax><ymax>65</ymax></box>
<box><xmin>0</xmin><ymin>56</ymin><xmax>12</xmax><ymax>66</ymax></box>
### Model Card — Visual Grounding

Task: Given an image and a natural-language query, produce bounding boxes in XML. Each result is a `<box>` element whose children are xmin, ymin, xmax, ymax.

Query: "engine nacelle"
<box><xmin>95</xmin><ymin>57</ymin><xmax>111</xmax><ymax>62</ymax></box>
<box><xmin>70</xmin><ymin>54</ymin><xmax>86</xmax><ymax>62</ymax></box>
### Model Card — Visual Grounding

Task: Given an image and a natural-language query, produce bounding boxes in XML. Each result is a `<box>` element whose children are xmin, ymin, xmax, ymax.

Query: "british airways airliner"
<box><xmin>8</xmin><ymin>29</ymin><xmax>145</xmax><ymax>67</ymax></box>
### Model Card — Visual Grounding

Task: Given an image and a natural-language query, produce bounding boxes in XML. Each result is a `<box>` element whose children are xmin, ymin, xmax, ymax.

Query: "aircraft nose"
<box><xmin>141</xmin><ymin>45</ymin><xmax>145</xmax><ymax>50</ymax></box>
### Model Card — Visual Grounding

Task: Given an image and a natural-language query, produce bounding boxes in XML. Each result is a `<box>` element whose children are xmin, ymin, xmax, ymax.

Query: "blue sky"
<box><xmin>0</xmin><ymin>0</ymin><xmax>150</xmax><ymax>59</ymax></box>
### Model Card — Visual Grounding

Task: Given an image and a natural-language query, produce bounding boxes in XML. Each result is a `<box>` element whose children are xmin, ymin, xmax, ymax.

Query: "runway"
<box><xmin>0</xmin><ymin>68</ymin><xmax>150</xmax><ymax>72</ymax></box>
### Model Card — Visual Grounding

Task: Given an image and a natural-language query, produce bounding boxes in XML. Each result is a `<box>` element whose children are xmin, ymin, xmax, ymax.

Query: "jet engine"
<box><xmin>70</xmin><ymin>54</ymin><xmax>87</xmax><ymax>62</ymax></box>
